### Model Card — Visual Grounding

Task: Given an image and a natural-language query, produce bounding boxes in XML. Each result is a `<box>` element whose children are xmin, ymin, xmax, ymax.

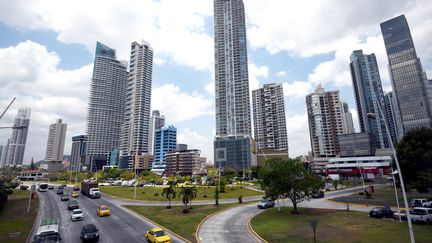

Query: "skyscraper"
<box><xmin>252</xmin><ymin>83</ymin><xmax>288</xmax><ymax>152</ymax></box>
<box><xmin>152</xmin><ymin>125</ymin><xmax>177</xmax><ymax>175</ymax></box>
<box><xmin>381</xmin><ymin>15</ymin><xmax>432</xmax><ymax>133</ymax></box>
<box><xmin>45</xmin><ymin>119</ymin><xmax>67</xmax><ymax>162</ymax></box>
<box><xmin>148</xmin><ymin>110</ymin><xmax>165</xmax><ymax>155</ymax></box>
<box><xmin>214</xmin><ymin>0</ymin><xmax>255</xmax><ymax>172</ymax></box>
<box><xmin>120</xmin><ymin>40</ymin><xmax>154</xmax><ymax>169</ymax></box>
<box><xmin>86</xmin><ymin>42</ymin><xmax>128</xmax><ymax>171</ymax></box>
<box><xmin>384</xmin><ymin>91</ymin><xmax>403</xmax><ymax>144</ymax></box>
<box><xmin>306</xmin><ymin>85</ymin><xmax>344</xmax><ymax>157</ymax></box>
<box><xmin>1</xmin><ymin>107</ymin><xmax>31</xmax><ymax>166</ymax></box>
<box><xmin>70</xmin><ymin>135</ymin><xmax>87</xmax><ymax>171</ymax></box>
<box><xmin>350</xmin><ymin>50</ymin><xmax>389</xmax><ymax>148</ymax></box>
<box><xmin>341</xmin><ymin>102</ymin><xmax>355</xmax><ymax>134</ymax></box>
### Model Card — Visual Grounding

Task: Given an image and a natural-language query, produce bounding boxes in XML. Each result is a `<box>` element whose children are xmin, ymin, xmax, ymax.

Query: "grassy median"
<box><xmin>126</xmin><ymin>203</ymin><xmax>235</xmax><ymax>242</ymax></box>
<box><xmin>0</xmin><ymin>189</ymin><xmax>39</xmax><ymax>243</ymax></box>
<box><xmin>100</xmin><ymin>185</ymin><xmax>262</xmax><ymax>201</ymax></box>
<box><xmin>251</xmin><ymin>207</ymin><xmax>432</xmax><ymax>243</ymax></box>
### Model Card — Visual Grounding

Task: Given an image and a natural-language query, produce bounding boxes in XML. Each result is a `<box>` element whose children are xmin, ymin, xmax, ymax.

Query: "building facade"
<box><xmin>214</xmin><ymin>135</ymin><xmax>254</xmax><ymax>172</ymax></box>
<box><xmin>306</xmin><ymin>85</ymin><xmax>344</xmax><ymax>157</ymax></box>
<box><xmin>338</xmin><ymin>132</ymin><xmax>376</xmax><ymax>157</ymax></box>
<box><xmin>350</xmin><ymin>50</ymin><xmax>389</xmax><ymax>148</ymax></box>
<box><xmin>165</xmin><ymin>148</ymin><xmax>201</xmax><ymax>176</ymax></box>
<box><xmin>381</xmin><ymin>15</ymin><xmax>432</xmax><ymax>133</ymax></box>
<box><xmin>1</xmin><ymin>107</ymin><xmax>31</xmax><ymax>166</ymax></box>
<box><xmin>120</xmin><ymin>40</ymin><xmax>153</xmax><ymax>168</ymax></box>
<box><xmin>86</xmin><ymin>42</ymin><xmax>128</xmax><ymax>171</ymax></box>
<box><xmin>214</xmin><ymin>0</ymin><xmax>253</xmax><ymax>172</ymax></box>
<box><xmin>341</xmin><ymin>102</ymin><xmax>355</xmax><ymax>134</ymax></box>
<box><xmin>384</xmin><ymin>91</ymin><xmax>403</xmax><ymax>144</ymax></box>
<box><xmin>45</xmin><ymin>119</ymin><xmax>67</xmax><ymax>162</ymax></box>
<box><xmin>70</xmin><ymin>135</ymin><xmax>87</xmax><ymax>171</ymax></box>
<box><xmin>252</xmin><ymin>83</ymin><xmax>289</xmax><ymax>153</ymax></box>
<box><xmin>152</xmin><ymin>125</ymin><xmax>177</xmax><ymax>175</ymax></box>
<box><xmin>148</xmin><ymin>110</ymin><xmax>165</xmax><ymax>155</ymax></box>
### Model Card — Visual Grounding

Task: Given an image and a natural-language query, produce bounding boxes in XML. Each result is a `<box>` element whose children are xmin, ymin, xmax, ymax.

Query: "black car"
<box><xmin>61</xmin><ymin>194</ymin><xmax>70</xmax><ymax>201</ymax></box>
<box><xmin>20</xmin><ymin>185</ymin><xmax>29</xmax><ymax>190</ymax></box>
<box><xmin>81</xmin><ymin>224</ymin><xmax>100</xmax><ymax>242</ymax></box>
<box><xmin>58</xmin><ymin>185</ymin><xmax>64</xmax><ymax>190</ymax></box>
<box><xmin>48</xmin><ymin>185</ymin><xmax>55</xmax><ymax>190</ymax></box>
<box><xmin>68</xmin><ymin>200</ymin><xmax>79</xmax><ymax>210</ymax></box>
<box><xmin>56</xmin><ymin>189</ymin><xmax>64</xmax><ymax>195</ymax></box>
<box><xmin>369</xmin><ymin>207</ymin><xmax>394</xmax><ymax>218</ymax></box>
<box><xmin>73</xmin><ymin>186</ymin><xmax>80</xmax><ymax>191</ymax></box>
<box><xmin>311</xmin><ymin>190</ymin><xmax>325</xmax><ymax>199</ymax></box>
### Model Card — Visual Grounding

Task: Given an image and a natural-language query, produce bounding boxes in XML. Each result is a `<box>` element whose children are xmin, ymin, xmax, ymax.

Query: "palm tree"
<box><xmin>162</xmin><ymin>184</ymin><xmax>176</xmax><ymax>209</ymax></box>
<box><xmin>180</xmin><ymin>186</ymin><xmax>197</xmax><ymax>208</ymax></box>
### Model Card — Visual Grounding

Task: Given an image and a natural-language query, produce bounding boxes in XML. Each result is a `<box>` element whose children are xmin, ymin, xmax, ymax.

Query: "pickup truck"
<box><xmin>410</xmin><ymin>207</ymin><xmax>432</xmax><ymax>224</ymax></box>
<box><xmin>410</xmin><ymin>198</ymin><xmax>432</xmax><ymax>208</ymax></box>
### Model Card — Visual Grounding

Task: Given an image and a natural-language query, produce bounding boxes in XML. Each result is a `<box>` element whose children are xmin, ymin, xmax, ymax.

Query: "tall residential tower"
<box><xmin>148</xmin><ymin>110</ymin><xmax>165</xmax><ymax>155</ymax></box>
<box><xmin>45</xmin><ymin>119</ymin><xmax>67</xmax><ymax>162</ymax></box>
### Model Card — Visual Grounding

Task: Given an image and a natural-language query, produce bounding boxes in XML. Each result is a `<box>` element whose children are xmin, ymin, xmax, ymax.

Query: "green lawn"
<box><xmin>126</xmin><ymin>203</ymin><xmax>235</xmax><ymax>242</ymax></box>
<box><xmin>0</xmin><ymin>190</ymin><xmax>39</xmax><ymax>243</ymax></box>
<box><xmin>100</xmin><ymin>185</ymin><xmax>263</xmax><ymax>201</ymax></box>
<box><xmin>251</xmin><ymin>207</ymin><xmax>432</xmax><ymax>243</ymax></box>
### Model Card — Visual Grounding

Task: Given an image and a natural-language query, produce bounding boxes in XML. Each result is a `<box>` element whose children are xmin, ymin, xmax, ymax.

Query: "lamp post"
<box><xmin>391</xmin><ymin>167</ymin><xmax>401</xmax><ymax>222</ymax></box>
<box><xmin>367</xmin><ymin>101</ymin><xmax>415</xmax><ymax>243</ymax></box>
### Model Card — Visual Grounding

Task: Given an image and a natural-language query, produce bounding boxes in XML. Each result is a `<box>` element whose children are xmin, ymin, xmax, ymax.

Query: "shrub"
<box><xmin>154</xmin><ymin>193</ymin><xmax>159</xmax><ymax>196</ymax></box>
<box><xmin>182</xmin><ymin>208</ymin><xmax>189</xmax><ymax>214</ymax></box>
<box><xmin>238</xmin><ymin>194</ymin><xmax>243</xmax><ymax>204</ymax></box>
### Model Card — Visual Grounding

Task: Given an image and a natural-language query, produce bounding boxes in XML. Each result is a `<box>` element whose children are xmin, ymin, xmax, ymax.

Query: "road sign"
<box><xmin>309</xmin><ymin>219</ymin><xmax>319</xmax><ymax>243</ymax></box>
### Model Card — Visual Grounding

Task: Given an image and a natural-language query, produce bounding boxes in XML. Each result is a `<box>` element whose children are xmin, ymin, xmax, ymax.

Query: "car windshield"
<box><xmin>100</xmin><ymin>207</ymin><xmax>108</xmax><ymax>210</ymax></box>
<box><xmin>260</xmin><ymin>200</ymin><xmax>267</xmax><ymax>203</ymax></box>
<box><xmin>154</xmin><ymin>230</ymin><xmax>166</xmax><ymax>237</ymax></box>
<box><xmin>412</xmin><ymin>209</ymin><xmax>427</xmax><ymax>215</ymax></box>
<box><xmin>92</xmin><ymin>188</ymin><xmax>99</xmax><ymax>192</ymax></box>
<box><xmin>73</xmin><ymin>210</ymin><xmax>82</xmax><ymax>214</ymax></box>
<box><xmin>34</xmin><ymin>232</ymin><xmax>60</xmax><ymax>242</ymax></box>
<box><xmin>83</xmin><ymin>225</ymin><xmax>97</xmax><ymax>233</ymax></box>
<box><xmin>372</xmin><ymin>208</ymin><xmax>381</xmax><ymax>211</ymax></box>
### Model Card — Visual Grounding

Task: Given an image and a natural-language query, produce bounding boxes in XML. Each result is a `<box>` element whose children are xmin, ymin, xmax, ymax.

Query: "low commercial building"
<box><xmin>326</xmin><ymin>156</ymin><xmax>392</xmax><ymax>179</ymax></box>
<box><xmin>165</xmin><ymin>149</ymin><xmax>200</xmax><ymax>176</ymax></box>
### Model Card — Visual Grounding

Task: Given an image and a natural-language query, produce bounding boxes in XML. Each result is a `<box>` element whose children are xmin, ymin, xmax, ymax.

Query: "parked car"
<box><xmin>73</xmin><ymin>186</ymin><xmax>80</xmax><ymax>191</ymax></box>
<box><xmin>57</xmin><ymin>185</ymin><xmax>64</xmax><ymax>190</ymax></box>
<box><xmin>145</xmin><ymin>227</ymin><xmax>171</xmax><ymax>243</ymax></box>
<box><xmin>369</xmin><ymin>207</ymin><xmax>394</xmax><ymax>218</ymax></box>
<box><xmin>311</xmin><ymin>190</ymin><xmax>325</xmax><ymax>199</ymax></box>
<box><xmin>80</xmin><ymin>224</ymin><xmax>100</xmax><ymax>242</ymax></box>
<box><xmin>61</xmin><ymin>194</ymin><xmax>70</xmax><ymax>201</ymax></box>
<box><xmin>393</xmin><ymin>209</ymin><xmax>408</xmax><ymax>221</ymax></box>
<box><xmin>48</xmin><ymin>185</ymin><xmax>55</xmax><ymax>190</ymax></box>
<box><xmin>410</xmin><ymin>207</ymin><xmax>432</xmax><ymax>224</ymax></box>
<box><xmin>411</xmin><ymin>199</ymin><xmax>432</xmax><ymax>208</ymax></box>
<box><xmin>68</xmin><ymin>200</ymin><xmax>79</xmax><ymax>210</ymax></box>
<box><xmin>20</xmin><ymin>185</ymin><xmax>29</xmax><ymax>190</ymax></box>
<box><xmin>71</xmin><ymin>192</ymin><xmax>79</xmax><ymax>198</ymax></box>
<box><xmin>56</xmin><ymin>189</ymin><xmax>64</xmax><ymax>195</ymax></box>
<box><xmin>97</xmin><ymin>205</ymin><xmax>110</xmax><ymax>217</ymax></box>
<box><xmin>71</xmin><ymin>209</ymin><xmax>84</xmax><ymax>221</ymax></box>
<box><xmin>257</xmin><ymin>199</ymin><xmax>275</xmax><ymax>209</ymax></box>
<box><xmin>61</xmin><ymin>184</ymin><xmax>67</xmax><ymax>188</ymax></box>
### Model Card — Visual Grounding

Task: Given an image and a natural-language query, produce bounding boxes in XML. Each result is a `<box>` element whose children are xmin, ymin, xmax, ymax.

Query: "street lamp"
<box><xmin>391</xmin><ymin>168</ymin><xmax>402</xmax><ymax>222</ymax></box>
<box><xmin>367</xmin><ymin>102</ymin><xmax>415</xmax><ymax>243</ymax></box>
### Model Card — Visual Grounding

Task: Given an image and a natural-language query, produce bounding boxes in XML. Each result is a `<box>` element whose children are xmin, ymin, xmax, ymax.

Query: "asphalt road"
<box><xmin>33</xmin><ymin>186</ymin><xmax>185</xmax><ymax>243</ymax></box>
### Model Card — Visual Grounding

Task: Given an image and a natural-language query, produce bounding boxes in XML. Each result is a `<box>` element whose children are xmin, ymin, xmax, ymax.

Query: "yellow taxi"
<box><xmin>97</xmin><ymin>205</ymin><xmax>110</xmax><ymax>217</ymax></box>
<box><xmin>145</xmin><ymin>227</ymin><xmax>171</xmax><ymax>243</ymax></box>
<box><xmin>71</xmin><ymin>191</ymin><xmax>79</xmax><ymax>198</ymax></box>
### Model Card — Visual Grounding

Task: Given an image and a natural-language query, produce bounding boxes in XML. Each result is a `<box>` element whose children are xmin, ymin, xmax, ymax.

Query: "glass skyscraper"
<box><xmin>380</xmin><ymin>15</ymin><xmax>432</xmax><ymax>133</ymax></box>
<box><xmin>152</xmin><ymin>125</ymin><xmax>177</xmax><ymax>175</ymax></box>
<box><xmin>350</xmin><ymin>50</ymin><xmax>389</xmax><ymax>148</ymax></box>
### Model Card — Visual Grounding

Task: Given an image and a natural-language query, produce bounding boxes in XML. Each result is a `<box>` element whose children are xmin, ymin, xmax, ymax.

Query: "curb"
<box><xmin>247</xmin><ymin>210</ymin><xmax>268</xmax><ymax>243</ymax></box>
<box><xmin>26</xmin><ymin>192</ymin><xmax>41</xmax><ymax>243</ymax></box>
<box><xmin>327</xmin><ymin>199</ymin><xmax>381</xmax><ymax>208</ymax></box>
<box><xmin>121</xmin><ymin>205</ymin><xmax>192</xmax><ymax>243</ymax></box>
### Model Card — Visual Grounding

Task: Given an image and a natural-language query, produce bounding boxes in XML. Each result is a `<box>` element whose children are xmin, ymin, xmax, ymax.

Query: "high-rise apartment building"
<box><xmin>70</xmin><ymin>135</ymin><xmax>87</xmax><ymax>171</ymax></box>
<box><xmin>45</xmin><ymin>119</ymin><xmax>67</xmax><ymax>162</ymax></box>
<box><xmin>86</xmin><ymin>42</ymin><xmax>128</xmax><ymax>171</ymax></box>
<box><xmin>120</xmin><ymin>40</ymin><xmax>153</xmax><ymax>169</ymax></box>
<box><xmin>214</xmin><ymin>0</ymin><xmax>255</xmax><ymax>172</ymax></box>
<box><xmin>148</xmin><ymin>110</ymin><xmax>165</xmax><ymax>155</ymax></box>
<box><xmin>350</xmin><ymin>50</ymin><xmax>389</xmax><ymax>148</ymax></box>
<box><xmin>252</xmin><ymin>83</ymin><xmax>288</xmax><ymax>152</ymax></box>
<box><xmin>384</xmin><ymin>91</ymin><xmax>403</xmax><ymax>144</ymax></box>
<box><xmin>306</xmin><ymin>85</ymin><xmax>344</xmax><ymax>157</ymax></box>
<box><xmin>152</xmin><ymin>125</ymin><xmax>177</xmax><ymax>175</ymax></box>
<box><xmin>341</xmin><ymin>102</ymin><xmax>355</xmax><ymax>134</ymax></box>
<box><xmin>381</xmin><ymin>15</ymin><xmax>432</xmax><ymax>133</ymax></box>
<box><xmin>1</xmin><ymin>107</ymin><xmax>31</xmax><ymax>166</ymax></box>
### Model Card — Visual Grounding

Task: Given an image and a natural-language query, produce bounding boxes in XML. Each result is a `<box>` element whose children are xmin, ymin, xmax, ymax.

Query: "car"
<box><xmin>61</xmin><ymin>194</ymin><xmax>70</xmax><ymax>201</ymax></box>
<box><xmin>257</xmin><ymin>199</ymin><xmax>275</xmax><ymax>209</ymax></box>
<box><xmin>145</xmin><ymin>227</ymin><xmax>171</xmax><ymax>243</ymax></box>
<box><xmin>71</xmin><ymin>209</ymin><xmax>84</xmax><ymax>221</ymax></box>
<box><xmin>20</xmin><ymin>185</ymin><xmax>29</xmax><ymax>190</ymax></box>
<box><xmin>393</xmin><ymin>209</ymin><xmax>408</xmax><ymax>221</ymax></box>
<box><xmin>97</xmin><ymin>205</ymin><xmax>110</xmax><ymax>217</ymax></box>
<box><xmin>311</xmin><ymin>190</ymin><xmax>325</xmax><ymax>199</ymax></box>
<box><xmin>410</xmin><ymin>207</ymin><xmax>432</xmax><ymax>224</ymax></box>
<box><xmin>369</xmin><ymin>207</ymin><xmax>394</xmax><ymax>218</ymax></box>
<box><xmin>73</xmin><ymin>186</ymin><xmax>80</xmax><ymax>191</ymax></box>
<box><xmin>48</xmin><ymin>185</ymin><xmax>55</xmax><ymax>190</ymax></box>
<box><xmin>81</xmin><ymin>224</ymin><xmax>100</xmax><ymax>242</ymax></box>
<box><xmin>411</xmin><ymin>199</ymin><xmax>432</xmax><ymax>208</ymax></box>
<box><xmin>68</xmin><ymin>200</ymin><xmax>79</xmax><ymax>210</ymax></box>
<box><xmin>71</xmin><ymin>191</ymin><xmax>79</xmax><ymax>198</ymax></box>
<box><xmin>57</xmin><ymin>185</ymin><xmax>64</xmax><ymax>190</ymax></box>
<box><xmin>56</xmin><ymin>189</ymin><xmax>64</xmax><ymax>195</ymax></box>
<box><xmin>61</xmin><ymin>184</ymin><xmax>67</xmax><ymax>188</ymax></box>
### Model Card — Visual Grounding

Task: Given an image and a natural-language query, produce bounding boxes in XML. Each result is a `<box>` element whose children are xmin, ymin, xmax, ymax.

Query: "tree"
<box><xmin>30</xmin><ymin>157</ymin><xmax>36</xmax><ymax>170</ymax></box>
<box><xmin>243</xmin><ymin>167</ymin><xmax>252</xmax><ymax>179</ymax></box>
<box><xmin>121</xmin><ymin>170</ymin><xmax>135</xmax><ymax>181</ymax></box>
<box><xmin>332</xmin><ymin>179</ymin><xmax>340</xmax><ymax>190</ymax></box>
<box><xmin>214</xmin><ymin>187</ymin><xmax>220</xmax><ymax>206</ymax></box>
<box><xmin>94</xmin><ymin>171</ymin><xmax>104</xmax><ymax>182</ymax></box>
<box><xmin>261</xmin><ymin>158</ymin><xmax>324</xmax><ymax>213</ymax></box>
<box><xmin>206</xmin><ymin>166</ymin><xmax>218</xmax><ymax>178</ymax></box>
<box><xmin>396</xmin><ymin>127</ymin><xmax>432</xmax><ymax>192</ymax></box>
<box><xmin>179</xmin><ymin>186</ymin><xmax>197</xmax><ymax>209</ymax></box>
<box><xmin>162</xmin><ymin>184</ymin><xmax>176</xmax><ymax>209</ymax></box>
<box><xmin>251</xmin><ymin>165</ymin><xmax>263</xmax><ymax>179</ymax></box>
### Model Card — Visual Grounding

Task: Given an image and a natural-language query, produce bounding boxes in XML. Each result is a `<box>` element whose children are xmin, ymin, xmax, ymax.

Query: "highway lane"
<box><xmin>35</xmin><ymin>186</ymin><xmax>185</xmax><ymax>243</ymax></box>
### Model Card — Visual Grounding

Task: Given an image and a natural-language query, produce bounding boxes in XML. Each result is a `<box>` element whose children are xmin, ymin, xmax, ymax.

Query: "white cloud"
<box><xmin>152</xmin><ymin>84</ymin><xmax>213</xmax><ymax>122</ymax></box>
<box><xmin>205</xmin><ymin>82</ymin><xmax>215</xmax><ymax>96</ymax></box>
<box><xmin>248</xmin><ymin>63</ymin><xmax>269</xmax><ymax>92</ymax></box>
<box><xmin>282</xmin><ymin>80</ymin><xmax>313</xmax><ymax>99</ymax></box>
<box><xmin>177</xmin><ymin>128</ymin><xmax>212</xmax><ymax>161</ymax></box>
<box><xmin>286</xmin><ymin>113</ymin><xmax>310</xmax><ymax>157</ymax></box>
<box><xmin>276</xmin><ymin>71</ymin><xmax>287</xmax><ymax>77</ymax></box>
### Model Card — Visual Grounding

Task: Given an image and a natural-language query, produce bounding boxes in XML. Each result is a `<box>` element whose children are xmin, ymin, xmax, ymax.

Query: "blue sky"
<box><xmin>0</xmin><ymin>0</ymin><xmax>431</xmax><ymax>164</ymax></box>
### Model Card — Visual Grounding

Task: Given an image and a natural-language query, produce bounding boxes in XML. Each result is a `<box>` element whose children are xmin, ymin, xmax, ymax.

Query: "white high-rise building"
<box><xmin>252</xmin><ymin>83</ymin><xmax>288</xmax><ymax>152</ymax></box>
<box><xmin>119</xmin><ymin>40</ymin><xmax>153</xmax><ymax>169</ymax></box>
<box><xmin>45</xmin><ymin>119</ymin><xmax>67</xmax><ymax>162</ymax></box>
<box><xmin>341</xmin><ymin>102</ymin><xmax>355</xmax><ymax>134</ymax></box>
<box><xmin>148</xmin><ymin>110</ymin><xmax>165</xmax><ymax>155</ymax></box>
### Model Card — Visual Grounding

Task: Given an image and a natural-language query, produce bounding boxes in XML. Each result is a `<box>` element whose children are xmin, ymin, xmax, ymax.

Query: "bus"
<box><xmin>39</xmin><ymin>183</ymin><xmax>49</xmax><ymax>192</ymax></box>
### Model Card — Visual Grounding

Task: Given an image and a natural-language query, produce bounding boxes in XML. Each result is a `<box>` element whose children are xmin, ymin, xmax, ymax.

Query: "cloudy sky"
<box><xmin>1</xmin><ymin>0</ymin><xmax>431</xmax><ymax>164</ymax></box>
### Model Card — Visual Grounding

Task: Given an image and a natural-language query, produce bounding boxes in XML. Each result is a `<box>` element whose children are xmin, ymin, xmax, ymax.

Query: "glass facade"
<box><xmin>214</xmin><ymin>135</ymin><xmax>252</xmax><ymax>172</ymax></box>
<box><xmin>152</xmin><ymin>125</ymin><xmax>177</xmax><ymax>173</ymax></box>
<box><xmin>338</xmin><ymin>132</ymin><xmax>376</xmax><ymax>157</ymax></box>
<box><xmin>380</xmin><ymin>15</ymin><xmax>432</xmax><ymax>133</ymax></box>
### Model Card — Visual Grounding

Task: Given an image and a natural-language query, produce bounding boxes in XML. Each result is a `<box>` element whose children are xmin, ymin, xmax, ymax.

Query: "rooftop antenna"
<box><xmin>0</xmin><ymin>97</ymin><xmax>16</xmax><ymax>121</ymax></box>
